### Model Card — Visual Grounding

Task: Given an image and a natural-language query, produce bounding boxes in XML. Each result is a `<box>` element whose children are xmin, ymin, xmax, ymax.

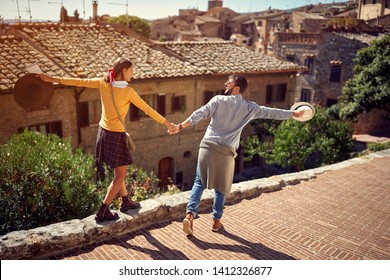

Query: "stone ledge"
<box><xmin>1</xmin><ymin>149</ymin><xmax>388</xmax><ymax>259</ymax></box>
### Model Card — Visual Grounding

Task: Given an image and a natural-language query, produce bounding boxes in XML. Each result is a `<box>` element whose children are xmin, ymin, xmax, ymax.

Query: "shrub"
<box><xmin>97</xmin><ymin>164</ymin><xmax>180</xmax><ymax>209</ymax></box>
<box><xmin>0</xmin><ymin>130</ymin><xmax>181</xmax><ymax>235</ymax></box>
<box><xmin>0</xmin><ymin>131</ymin><xmax>100</xmax><ymax>235</ymax></box>
<box><xmin>244</xmin><ymin>106</ymin><xmax>355</xmax><ymax>172</ymax></box>
<box><xmin>367</xmin><ymin>141</ymin><xmax>390</xmax><ymax>152</ymax></box>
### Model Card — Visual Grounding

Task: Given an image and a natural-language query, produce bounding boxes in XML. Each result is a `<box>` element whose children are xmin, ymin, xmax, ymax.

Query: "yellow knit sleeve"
<box><xmin>129</xmin><ymin>89</ymin><xmax>166</xmax><ymax>124</ymax></box>
<box><xmin>59</xmin><ymin>77</ymin><xmax>101</xmax><ymax>88</ymax></box>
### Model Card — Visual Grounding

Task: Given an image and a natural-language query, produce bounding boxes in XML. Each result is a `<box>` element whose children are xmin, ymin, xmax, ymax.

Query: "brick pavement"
<box><xmin>51</xmin><ymin>156</ymin><xmax>390</xmax><ymax>260</ymax></box>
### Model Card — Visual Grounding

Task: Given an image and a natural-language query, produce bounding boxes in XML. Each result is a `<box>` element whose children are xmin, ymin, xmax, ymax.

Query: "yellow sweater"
<box><xmin>59</xmin><ymin>77</ymin><xmax>166</xmax><ymax>132</ymax></box>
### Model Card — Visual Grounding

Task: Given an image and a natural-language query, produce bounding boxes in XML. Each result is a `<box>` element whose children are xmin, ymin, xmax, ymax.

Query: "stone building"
<box><xmin>358</xmin><ymin>0</ymin><xmax>390</xmax><ymax>31</ymax></box>
<box><xmin>0</xmin><ymin>22</ymin><xmax>305</xmax><ymax>189</ymax></box>
<box><xmin>358</xmin><ymin>0</ymin><xmax>390</xmax><ymax>21</ymax></box>
<box><xmin>274</xmin><ymin>28</ymin><xmax>379</xmax><ymax>107</ymax></box>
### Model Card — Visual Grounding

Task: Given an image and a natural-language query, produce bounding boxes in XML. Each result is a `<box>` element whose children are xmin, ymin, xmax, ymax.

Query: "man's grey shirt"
<box><xmin>186</xmin><ymin>94</ymin><xmax>293</xmax><ymax>150</ymax></box>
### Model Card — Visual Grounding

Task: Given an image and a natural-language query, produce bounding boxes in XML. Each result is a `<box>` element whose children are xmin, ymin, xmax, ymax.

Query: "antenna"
<box><xmin>109</xmin><ymin>0</ymin><xmax>129</xmax><ymax>16</ymax></box>
<box><xmin>26</xmin><ymin>0</ymin><xmax>40</xmax><ymax>22</ymax></box>
<box><xmin>109</xmin><ymin>0</ymin><xmax>129</xmax><ymax>30</ymax></box>
<box><xmin>48</xmin><ymin>0</ymin><xmax>65</xmax><ymax>22</ymax></box>
<box><xmin>15</xmin><ymin>0</ymin><xmax>22</xmax><ymax>22</ymax></box>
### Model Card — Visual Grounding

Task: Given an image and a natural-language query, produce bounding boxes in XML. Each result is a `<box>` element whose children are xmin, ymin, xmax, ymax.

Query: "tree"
<box><xmin>107</xmin><ymin>15</ymin><xmax>151</xmax><ymax>38</ymax></box>
<box><xmin>339</xmin><ymin>35</ymin><xmax>390</xmax><ymax>121</ymax></box>
<box><xmin>244</xmin><ymin>106</ymin><xmax>355</xmax><ymax>172</ymax></box>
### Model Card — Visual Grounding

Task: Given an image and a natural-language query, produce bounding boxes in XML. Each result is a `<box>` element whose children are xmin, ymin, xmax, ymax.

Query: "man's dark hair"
<box><xmin>229</xmin><ymin>74</ymin><xmax>248</xmax><ymax>93</ymax></box>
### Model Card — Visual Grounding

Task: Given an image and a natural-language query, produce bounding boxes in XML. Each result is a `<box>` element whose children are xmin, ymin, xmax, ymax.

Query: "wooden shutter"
<box><xmin>79</xmin><ymin>102</ymin><xmax>89</xmax><ymax>127</ymax></box>
<box><xmin>157</xmin><ymin>94</ymin><xmax>166</xmax><ymax>116</ymax></box>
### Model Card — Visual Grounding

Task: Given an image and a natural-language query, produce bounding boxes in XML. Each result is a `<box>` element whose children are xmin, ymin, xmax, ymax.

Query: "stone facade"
<box><xmin>274</xmin><ymin>30</ymin><xmax>378</xmax><ymax>107</ymax></box>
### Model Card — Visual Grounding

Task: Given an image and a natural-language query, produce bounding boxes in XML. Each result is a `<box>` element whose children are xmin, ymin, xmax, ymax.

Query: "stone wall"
<box><xmin>1</xmin><ymin>149</ymin><xmax>388</xmax><ymax>260</ymax></box>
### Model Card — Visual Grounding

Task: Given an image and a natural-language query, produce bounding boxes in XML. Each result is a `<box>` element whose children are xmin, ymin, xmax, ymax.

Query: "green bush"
<box><xmin>244</xmin><ymin>106</ymin><xmax>355</xmax><ymax>171</ymax></box>
<box><xmin>367</xmin><ymin>141</ymin><xmax>390</xmax><ymax>152</ymax></box>
<box><xmin>98</xmin><ymin>164</ymin><xmax>180</xmax><ymax>209</ymax></box>
<box><xmin>0</xmin><ymin>130</ymin><xmax>180</xmax><ymax>236</ymax></box>
<box><xmin>0</xmin><ymin>131</ymin><xmax>101</xmax><ymax>235</ymax></box>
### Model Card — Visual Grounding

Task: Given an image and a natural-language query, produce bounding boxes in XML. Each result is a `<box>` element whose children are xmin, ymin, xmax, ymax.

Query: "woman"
<box><xmin>38</xmin><ymin>57</ymin><xmax>177</xmax><ymax>222</ymax></box>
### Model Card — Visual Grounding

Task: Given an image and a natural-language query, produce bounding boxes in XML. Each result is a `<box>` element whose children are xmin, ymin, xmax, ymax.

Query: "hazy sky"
<box><xmin>1</xmin><ymin>0</ymin><xmax>348</xmax><ymax>22</ymax></box>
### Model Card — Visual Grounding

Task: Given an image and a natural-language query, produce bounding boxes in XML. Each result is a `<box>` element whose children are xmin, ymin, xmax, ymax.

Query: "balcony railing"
<box><xmin>275</xmin><ymin>32</ymin><xmax>322</xmax><ymax>45</ymax></box>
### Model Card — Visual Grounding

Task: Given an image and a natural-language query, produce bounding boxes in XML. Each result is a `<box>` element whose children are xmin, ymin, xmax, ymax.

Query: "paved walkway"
<box><xmin>50</xmin><ymin>154</ymin><xmax>390</xmax><ymax>260</ymax></box>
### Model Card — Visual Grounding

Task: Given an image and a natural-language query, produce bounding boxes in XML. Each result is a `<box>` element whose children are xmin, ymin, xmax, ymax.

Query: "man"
<box><xmin>175</xmin><ymin>74</ymin><xmax>304</xmax><ymax>235</ymax></box>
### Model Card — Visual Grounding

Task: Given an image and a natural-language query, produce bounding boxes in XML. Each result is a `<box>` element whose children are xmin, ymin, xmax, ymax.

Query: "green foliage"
<box><xmin>326</xmin><ymin>17</ymin><xmax>359</xmax><ymax>31</ymax></box>
<box><xmin>339</xmin><ymin>35</ymin><xmax>390</xmax><ymax>121</ymax></box>
<box><xmin>94</xmin><ymin>163</ymin><xmax>181</xmax><ymax>209</ymax></box>
<box><xmin>159</xmin><ymin>36</ymin><xmax>167</xmax><ymax>42</ymax></box>
<box><xmin>244</xmin><ymin>106</ymin><xmax>355</xmax><ymax>171</ymax></box>
<box><xmin>367</xmin><ymin>141</ymin><xmax>390</xmax><ymax>152</ymax></box>
<box><xmin>107</xmin><ymin>15</ymin><xmax>151</xmax><ymax>38</ymax></box>
<box><xmin>0</xmin><ymin>131</ymin><xmax>100</xmax><ymax>235</ymax></box>
<box><xmin>0</xmin><ymin>131</ymin><xmax>179</xmax><ymax>235</ymax></box>
<box><xmin>97</xmin><ymin>164</ymin><xmax>162</xmax><ymax>208</ymax></box>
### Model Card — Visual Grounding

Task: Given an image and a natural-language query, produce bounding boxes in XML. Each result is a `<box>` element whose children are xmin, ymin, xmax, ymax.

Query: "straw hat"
<box><xmin>290</xmin><ymin>102</ymin><xmax>315</xmax><ymax>122</ymax></box>
<box><xmin>13</xmin><ymin>73</ymin><xmax>54</xmax><ymax>111</ymax></box>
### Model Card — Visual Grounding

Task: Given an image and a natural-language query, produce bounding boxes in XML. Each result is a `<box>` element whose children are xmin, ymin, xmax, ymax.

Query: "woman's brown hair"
<box><xmin>104</xmin><ymin>57</ymin><xmax>133</xmax><ymax>82</ymax></box>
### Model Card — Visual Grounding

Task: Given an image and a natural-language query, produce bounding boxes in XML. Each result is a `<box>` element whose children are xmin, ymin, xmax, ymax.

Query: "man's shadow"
<box><xmin>187</xmin><ymin>227</ymin><xmax>295</xmax><ymax>260</ymax></box>
<box><xmin>106</xmin><ymin>226</ymin><xmax>190</xmax><ymax>260</ymax></box>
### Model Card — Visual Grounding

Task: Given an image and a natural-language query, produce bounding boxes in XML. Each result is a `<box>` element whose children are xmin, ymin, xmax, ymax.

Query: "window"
<box><xmin>79</xmin><ymin>100</ymin><xmax>101</xmax><ymax>127</ymax></box>
<box><xmin>386</xmin><ymin>0</ymin><xmax>390</xmax><ymax>8</ymax></box>
<box><xmin>329</xmin><ymin>65</ymin><xmax>342</xmax><ymax>82</ymax></box>
<box><xmin>175</xmin><ymin>171</ymin><xmax>183</xmax><ymax>186</ymax></box>
<box><xmin>286</xmin><ymin>54</ymin><xmax>295</xmax><ymax>62</ymax></box>
<box><xmin>130</xmin><ymin>94</ymin><xmax>166</xmax><ymax>121</ymax></box>
<box><xmin>203</xmin><ymin>89</ymin><xmax>224</xmax><ymax>105</ymax></box>
<box><xmin>19</xmin><ymin>121</ymin><xmax>63</xmax><ymax>138</ymax></box>
<box><xmin>266</xmin><ymin>84</ymin><xmax>287</xmax><ymax>104</ymax></box>
<box><xmin>172</xmin><ymin>95</ymin><xmax>186</xmax><ymax>112</ymax></box>
<box><xmin>300</xmin><ymin>88</ymin><xmax>312</xmax><ymax>102</ymax></box>
<box><xmin>304</xmin><ymin>57</ymin><xmax>314</xmax><ymax>74</ymax></box>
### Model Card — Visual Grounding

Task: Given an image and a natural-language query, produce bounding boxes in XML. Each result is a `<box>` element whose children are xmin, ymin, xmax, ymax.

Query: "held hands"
<box><xmin>166</xmin><ymin>123</ymin><xmax>181</xmax><ymax>135</ymax></box>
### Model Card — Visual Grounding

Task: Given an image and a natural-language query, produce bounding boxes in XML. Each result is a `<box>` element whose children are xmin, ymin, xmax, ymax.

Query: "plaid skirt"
<box><xmin>96</xmin><ymin>126</ymin><xmax>133</xmax><ymax>169</ymax></box>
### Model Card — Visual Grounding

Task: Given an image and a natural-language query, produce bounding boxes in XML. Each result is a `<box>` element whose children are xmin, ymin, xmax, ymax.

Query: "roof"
<box><xmin>0</xmin><ymin>22</ymin><xmax>305</xmax><ymax>92</ymax></box>
<box><xmin>0</xmin><ymin>22</ymin><xmax>208</xmax><ymax>91</ymax></box>
<box><xmin>195</xmin><ymin>16</ymin><xmax>221</xmax><ymax>23</ymax></box>
<box><xmin>293</xmin><ymin>11</ymin><xmax>326</xmax><ymax>19</ymax></box>
<box><xmin>334</xmin><ymin>31</ymin><xmax>382</xmax><ymax>44</ymax></box>
<box><xmin>204</xmin><ymin>7</ymin><xmax>238</xmax><ymax>16</ymax></box>
<box><xmin>0</xmin><ymin>35</ymin><xmax>68</xmax><ymax>91</ymax></box>
<box><xmin>158</xmin><ymin>41</ymin><xmax>306</xmax><ymax>74</ymax></box>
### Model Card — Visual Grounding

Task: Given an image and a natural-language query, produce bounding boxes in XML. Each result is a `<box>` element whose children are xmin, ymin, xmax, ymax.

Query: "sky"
<box><xmin>0</xmin><ymin>0</ymin><xmax>349</xmax><ymax>22</ymax></box>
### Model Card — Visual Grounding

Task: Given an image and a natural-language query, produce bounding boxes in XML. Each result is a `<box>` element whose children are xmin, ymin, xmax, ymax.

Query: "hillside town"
<box><xmin>0</xmin><ymin>0</ymin><xmax>389</xmax><ymax>189</ymax></box>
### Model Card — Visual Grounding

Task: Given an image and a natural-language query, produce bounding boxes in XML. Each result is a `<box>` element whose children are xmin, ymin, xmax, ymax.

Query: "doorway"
<box><xmin>158</xmin><ymin>157</ymin><xmax>174</xmax><ymax>191</ymax></box>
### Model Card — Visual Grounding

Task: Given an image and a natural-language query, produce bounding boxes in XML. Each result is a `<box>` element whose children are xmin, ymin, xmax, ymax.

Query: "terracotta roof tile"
<box><xmin>14</xmin><ymin>23</ymin><xmax>207</xmax><ymax>80</ymax></box>
<box><xmin>158</xmin><ymin>41</ymin><xmax>305</xmax><ymax>74</ymax></box>
<box><xmin>0</xmin><ymin>35</ymin><xmax>67</xmax><ymax>91</ymax></box>
<box><xmin>1</xmin><ymin>23</ymin><xmax>304</xmax><ymax>92</ymax></box>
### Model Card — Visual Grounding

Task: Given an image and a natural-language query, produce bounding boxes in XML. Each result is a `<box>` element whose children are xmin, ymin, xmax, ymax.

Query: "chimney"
<box><xmin>208</xmin><ymin>0</ymin><xmax>223</xmax><ymax>11</ymax></box>
<box><xmin>93</xmin><ymin>1</ymin><xmax>98</xmax><ymax>21</ymax></box>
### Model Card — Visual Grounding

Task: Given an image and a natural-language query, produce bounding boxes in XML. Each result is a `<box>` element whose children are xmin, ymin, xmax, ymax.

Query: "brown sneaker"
<box><xmin>120</xmin><ymin>195</ymin><xmax>140</xmax><ymax>212</ymax></box>
<box><xmin>212</xmin><ymin>219</ymin><xmax>223</xmax><ymax>232</ymax></box>
<box><xmin>182</xmin><ymin>213</ymin><xmax>194</xmax><ymax>235</ymax></box>
<box><xmin>95</xmin><ymin>203</ymin><xmax>119</xmax><ymax>222</ymax></box>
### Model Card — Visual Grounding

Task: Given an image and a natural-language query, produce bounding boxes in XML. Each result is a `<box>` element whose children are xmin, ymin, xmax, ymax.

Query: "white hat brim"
<box><xmin>290</xmin><ymin>102</ymin><xmax>315</xmax><ymax>122</ymax></box>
